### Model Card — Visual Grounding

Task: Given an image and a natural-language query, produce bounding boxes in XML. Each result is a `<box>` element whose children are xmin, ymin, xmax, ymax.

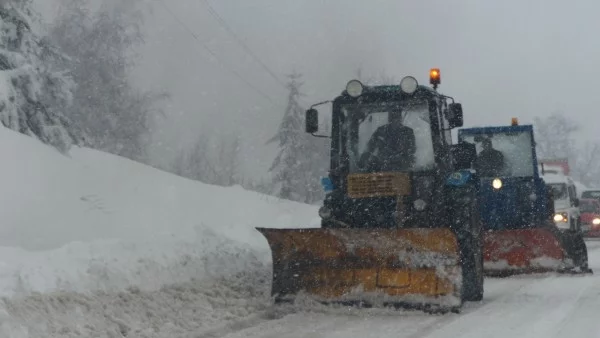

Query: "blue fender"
<box><xmin>446</xmin><ymin>170</ymin><xmax>474</xmax><ymax>187</ymax></box>
<box><xmin>321</xmin><ymin>177</ymin><xmax>334</xmax><ymax>192</ymax></box>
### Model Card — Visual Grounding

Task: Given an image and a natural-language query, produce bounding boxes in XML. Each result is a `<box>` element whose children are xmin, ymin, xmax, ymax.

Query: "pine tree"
<box><xmin>172</xmin><ymin>133</ymin><xmax>241</xmax><ymax>187</ymax></box>
<box><xmin>49</xmin><ymin>0</ymin><xmax>167</xmax><ymax>162</ymax></box>
<box><xmin>0</xmin><ymin>0</ymin><xmax>78</xmax><ymax>152</ymax></box>
<box><xmin>268</xmin><ymin>73</ymin><xmax>328</xmax><ymax>203</ymax></box>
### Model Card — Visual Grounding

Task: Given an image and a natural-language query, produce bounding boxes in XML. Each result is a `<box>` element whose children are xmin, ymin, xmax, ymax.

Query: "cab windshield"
<box><xmin>549</xmin><ymin>183</ymin><xmax>567</xmax><ymax>200</ymax></box>
<box><xmin>341</xmin><ymin>100</ymin><xmax>435</xmax><ymax>173</ymax></box>
<box><xmin>582</xmin><ymin>190</ymin><xmax>600</xmax><ymax>200</ymax></box>
<box><xmin>459</xmin><ymin>130</ymin><xmax>534</xmax><ymax>178</ymax></box>
<box><xmin>580</xmin><ymin>200</ymin><xmax>599</xmax><ymax>213</ymax></box>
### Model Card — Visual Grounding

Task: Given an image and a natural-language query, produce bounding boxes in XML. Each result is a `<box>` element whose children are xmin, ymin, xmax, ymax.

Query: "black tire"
<box><xmin>465</xmin><ymin>191</ymin><xmax>483</xmax><ymax>302</ymax></box>
<box><xmin>448</xmin><ymin>185</ymin><xmax>484</xmax><ymax>302</ymax></box>
<box><xmin>559</xmin><ymin>230</ymin><xmax>590</xmax><ymax>272</ymax></box>
<box><xmin>463</xmin><ymin>238</ymin><xmax>484</xmax><ymax>301</ymax></box>
<box><xmin>470</xmin><ymin>240</ymin><xmax>484</xmax><ymax>301</ymax></box>
<box><xmin>571</xmin><ymin>232</ymin><xmax>590</xmax><ymax>271</ymax></box>
<box><xmin>464</xmin><ymin>202</ymin><xmax>484</xmax><ymax>302</ymax></box>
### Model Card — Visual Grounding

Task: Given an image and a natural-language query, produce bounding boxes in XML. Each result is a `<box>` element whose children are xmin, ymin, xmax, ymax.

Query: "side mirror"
<box><xmin>448</xmin><ymin>103</ymin><xmax>464</xmax><ymax>128</ymax></box>
<box><xmin>306</xmin><ymin>108</ymin><xmax>318</xmax><ymax>134</ymax></box>
<box><xmin>451</xmin><ymin>141</ymin><xmax>476</xmax><ymax>170</ymax></box>
<box><xmin>573</xmin><ymin>198</ymin><xmax>580</xmax><ymax>207</ymax></box>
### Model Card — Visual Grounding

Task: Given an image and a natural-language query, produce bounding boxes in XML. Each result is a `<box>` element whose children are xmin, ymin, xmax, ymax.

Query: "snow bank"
<box><xmin>0</xmin><ymin>267</ymin><xmax>274</xmax><ymax>338</ymax></box>
<box><xmin>0</xmin><ymin>126</ymin><xmax>323</xmax><ymax>336</ymax></box>
<box><xmin>0</xmin><ymin>126</ymin><xmax>319</xmax><ymax>296</ymax></box>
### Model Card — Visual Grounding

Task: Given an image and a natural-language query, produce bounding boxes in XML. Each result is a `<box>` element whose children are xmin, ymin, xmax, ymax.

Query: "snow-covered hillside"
<box><xmin>0</xmin><ymin>127</ymin><xmax>319</xmax><ymax>337</ymax></box>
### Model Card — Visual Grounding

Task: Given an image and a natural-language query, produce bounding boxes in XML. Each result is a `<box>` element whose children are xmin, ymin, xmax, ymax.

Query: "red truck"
<box><xmin>579</xmin><ymin>198</ymin><xmax>600</xmax><ymax>237</ymax></box>
<box><xmin>539</xmin><ymin>158</ymin><xmax>570</xmax><ymax>175</ymax></box>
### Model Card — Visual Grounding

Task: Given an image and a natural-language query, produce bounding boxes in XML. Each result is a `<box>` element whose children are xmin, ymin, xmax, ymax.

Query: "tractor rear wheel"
<box><xmin>448</xmin><ymin>185</ymin><xmax>484</xmax><ymax>302</ymax></box>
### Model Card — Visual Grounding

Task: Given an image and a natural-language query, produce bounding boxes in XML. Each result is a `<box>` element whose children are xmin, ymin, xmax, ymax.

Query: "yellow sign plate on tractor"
<box><xmin>347</xmin><ymin>172</ymin><xmax>411</xmax><ymax>198</ymax></box>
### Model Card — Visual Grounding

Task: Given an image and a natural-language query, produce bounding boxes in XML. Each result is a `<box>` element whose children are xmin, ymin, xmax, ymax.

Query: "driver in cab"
<box><xmin>474</xmin><ymin>138</ymin><xmax>505</xmax><ymax>177</ymax></box>
<box><xmin>358</xmin><ymin>110</ymin><xmax>416</xmax><ymax>171</ymax></box>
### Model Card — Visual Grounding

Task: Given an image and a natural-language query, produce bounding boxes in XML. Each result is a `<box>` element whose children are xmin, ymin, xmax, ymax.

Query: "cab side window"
<box><xmin>439</xmin><ymin>100</ymin><xmax>452</xmax><ymax>145</ymax></box>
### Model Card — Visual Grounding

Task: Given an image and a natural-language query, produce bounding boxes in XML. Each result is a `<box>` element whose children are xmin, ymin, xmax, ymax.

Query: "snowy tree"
<box><xmin>268</xmin><ymin>73</ymin><xmax>329</xmax><ymax>203</ymax></box>
<box><xmin>533</xmin><ymin>113</ymin><xmax>600</xmax><ymax>187</ymax></box>
<box><xmin>217</xmin><ymin>135</ymin><xmax>241</xmax><ymax>186</ymax></box>
<box><xmin>0</xmin><ymin>0</ymin><xmax>79</xmax><ymax>152</ymax></box>
<box><xmin>49</xmin><ymin>0</ymin><xmax>167</xmax><ymax>162</ymax></box>
<box><xmin>533</xmin><ymin>113</ymin><xmax>578</xmax><ymax>161</ymax></box>
<box><xmin>172</xmin><ymin>133</ymin><xmax>241</xmax><ymax>187</ymax></box>
<box><xmin>572</xmin><ymin>142</ymin><xmax>600</xmax><ymax>187</ymax></box>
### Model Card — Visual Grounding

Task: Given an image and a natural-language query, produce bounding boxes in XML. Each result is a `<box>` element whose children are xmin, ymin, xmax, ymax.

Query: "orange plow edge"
<box><xmin>483</xmin><ymin>228</ymin><xmax>583</xmax><ymax>276</ymax></box>
<box><xmin>256</xmin><ymin>227</ymin><xmax>464</xmax><ymax>312</ymax></box>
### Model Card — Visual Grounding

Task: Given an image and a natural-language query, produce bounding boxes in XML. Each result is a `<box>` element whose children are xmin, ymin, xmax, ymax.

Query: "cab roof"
<box><xmin>339</xmin><ymin>84</ymin><xmax>439</xmax><ymax>102</ymax></box>
<box><xmin>541</xmin><ymin>171</ymin><xmax>574</xmax><ymax>185</ymax></box>
<box><xmin>458</xmin><ymin>124</ymin><xmax>534</xmax><ymax>137</ymax></box>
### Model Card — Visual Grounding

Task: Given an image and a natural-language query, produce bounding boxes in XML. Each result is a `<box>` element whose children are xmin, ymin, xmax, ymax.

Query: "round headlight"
<box><xmin>346</xmin><ymin>80</ymin><xmax>364</xmax><ymax>97</ymax></box>
<box><xmin>553</xmin><ymin>214</ymin><xmax>565</xmax><ymax>222</ymax></box>
<box><xmin>318</xmin><ymin>206</ymin><xmax>332</xmax><ymax>219</ymax></box>
<box><xmin>413</xmin><ymin>199</ymin><xmax>427</xmax><ymax>211</ymax></box>
<box><xmin>593</xmin><ymin>218</ymin><xmax>600</xmax><ymax>225</ymax></box>
<box><xmin>492</xmin><ymin>178</ymin><xmax>503</xmax><ymax>190</ymax></box>
<box><xmin>400</xmin><ymin>76</ymin><xmax>418</xmax><ymax>94</ymax></box>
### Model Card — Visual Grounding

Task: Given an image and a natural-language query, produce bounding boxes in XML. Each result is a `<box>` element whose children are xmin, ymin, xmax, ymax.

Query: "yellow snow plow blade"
<box><xmin>256</xmin><ymin>227</ymin><xmax>462</xmax><ymax>310</ymax></box>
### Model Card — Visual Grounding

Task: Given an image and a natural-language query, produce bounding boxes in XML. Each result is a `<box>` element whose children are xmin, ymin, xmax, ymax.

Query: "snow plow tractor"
<box><xmin>457</xmin><ymin>121</ymin><xmax>591</xmax><ymax>276</ymax></box>
<box><xmin>257</xmin><ymin>70</ymin><xmax>484</xmax><ymax>314</ymax></box>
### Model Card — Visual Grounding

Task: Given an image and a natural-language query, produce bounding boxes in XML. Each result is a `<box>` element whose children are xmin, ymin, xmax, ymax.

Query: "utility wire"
<box><xmin>155</xmin><ymin>0</ymin><xmax>281</xmax><ymax>109</ymax></box>
<box><xmin>201</xmin><ymin>0</ymin><xmax>287</xmax><ymax>89</ymax></box>
<box><xmin>201</xmin><ymin>0</ymin><xmax>311</xmax><ymax>108</ymax></box>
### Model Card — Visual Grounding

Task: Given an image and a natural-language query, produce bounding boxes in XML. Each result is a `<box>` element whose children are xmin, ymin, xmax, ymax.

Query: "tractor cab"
<box><xmin>458</xmin><ymin>120</ymin><xmax>552</xmax><ymax>230</ymax></box>
<box><xmin>305</xmin><ymin>71</ymin><xmax>468</xmax><ymax>229</ymax></box>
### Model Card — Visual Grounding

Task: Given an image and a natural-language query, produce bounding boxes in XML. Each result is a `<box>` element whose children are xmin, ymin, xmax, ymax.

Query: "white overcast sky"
<box><xmin>33</xmin><ymin>0</ymin><xmax>600</xmax><ymax>177</ymax></box>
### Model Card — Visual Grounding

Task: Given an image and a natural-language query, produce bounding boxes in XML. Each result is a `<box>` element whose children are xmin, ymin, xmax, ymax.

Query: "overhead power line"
<box><xmin>201</xmin><ymin>0</ymin><xmax>287</xmax><ymax>89</ymax></box>
<box><xmin>155</xmin><ymin>0</ymin><xmax>281</xmax><ymax>109</ymax></box>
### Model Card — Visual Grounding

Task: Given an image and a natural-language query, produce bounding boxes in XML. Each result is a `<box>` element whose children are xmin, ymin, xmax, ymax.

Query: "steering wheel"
<box><xmin>358</xmin><ymin>151</ymin><xmax>384</xmax><ymax>172</ymax></box>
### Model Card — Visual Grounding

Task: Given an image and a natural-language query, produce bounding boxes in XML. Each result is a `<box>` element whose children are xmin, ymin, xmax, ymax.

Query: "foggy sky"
<box><xmin>34</xmin><ymin>0</ymin><xmax>600</xmax><ymax>178</ymax></box>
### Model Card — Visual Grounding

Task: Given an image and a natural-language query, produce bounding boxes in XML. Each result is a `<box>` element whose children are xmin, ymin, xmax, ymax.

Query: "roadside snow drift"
<box><xmin>0</xmin><ymin>127</ymin><xmax>319</xmax><ymax>336</ymax></box>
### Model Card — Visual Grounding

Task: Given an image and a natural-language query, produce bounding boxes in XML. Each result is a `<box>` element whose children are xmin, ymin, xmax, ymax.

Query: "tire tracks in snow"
<box><xmin>195</xmin><ymin>239</ymin><xmax>600</xmax><ymax>338</ymax></box>
<box><xmin>197</xmin><ymin>276</ymin><xmax>539</xmax><ymax>338</ymax></box>
<box><xmin>0</xmin><ymin>267</ymin><xmax>275</xmax><ymax>338</ymax></box>
<box><xmin>403</xmin><ymin>276</ymin><xmax>542</xmax><ymax>338</ymax></box>
<box><xmin>419</xmin><ymin>274</ymin><xmax>597</xmax><ymax>338</ymax></box>
<box><xmin>210</xmin><ymin>265</ymin><xmax>597</xmax><ymax>337</ymax></box>
<box><xmin>417</xmin><ymin>241</ymin><xmax>600</xmax><ymax>338</ymax></box>
<box><xmin>548</xmin><ymin>280</ymin><xmax>600</xmax><ymax>337</ymax></box>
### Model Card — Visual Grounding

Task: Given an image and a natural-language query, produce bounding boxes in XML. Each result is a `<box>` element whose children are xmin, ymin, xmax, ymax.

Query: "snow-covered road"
<box><xmin>214</xmin><ymin>239</ymin><xmax>600</xmax><ymax>338</ymax></box>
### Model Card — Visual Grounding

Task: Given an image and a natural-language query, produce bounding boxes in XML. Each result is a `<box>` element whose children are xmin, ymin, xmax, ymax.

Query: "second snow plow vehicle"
<box><xmin>257</xmin><ymin>70</ymin><xmax>484</xmax><ymax>313</ymax></box>
<box><xmin>458</xmin><ymin>121</ymin><xmax>591</xmax><ymax>276</ymax></box>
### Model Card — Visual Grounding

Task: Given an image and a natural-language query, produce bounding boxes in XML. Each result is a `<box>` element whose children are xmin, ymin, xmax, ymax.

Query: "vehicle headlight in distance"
<box><xmin>553</xmin><ymin>213</ymin><xmax>565</xmax><ymax>222</ymax></box>
<box><xmin>492</xmin><ymin>178</ymin><xmax>503</xmax><ymax>190</ymax></box>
